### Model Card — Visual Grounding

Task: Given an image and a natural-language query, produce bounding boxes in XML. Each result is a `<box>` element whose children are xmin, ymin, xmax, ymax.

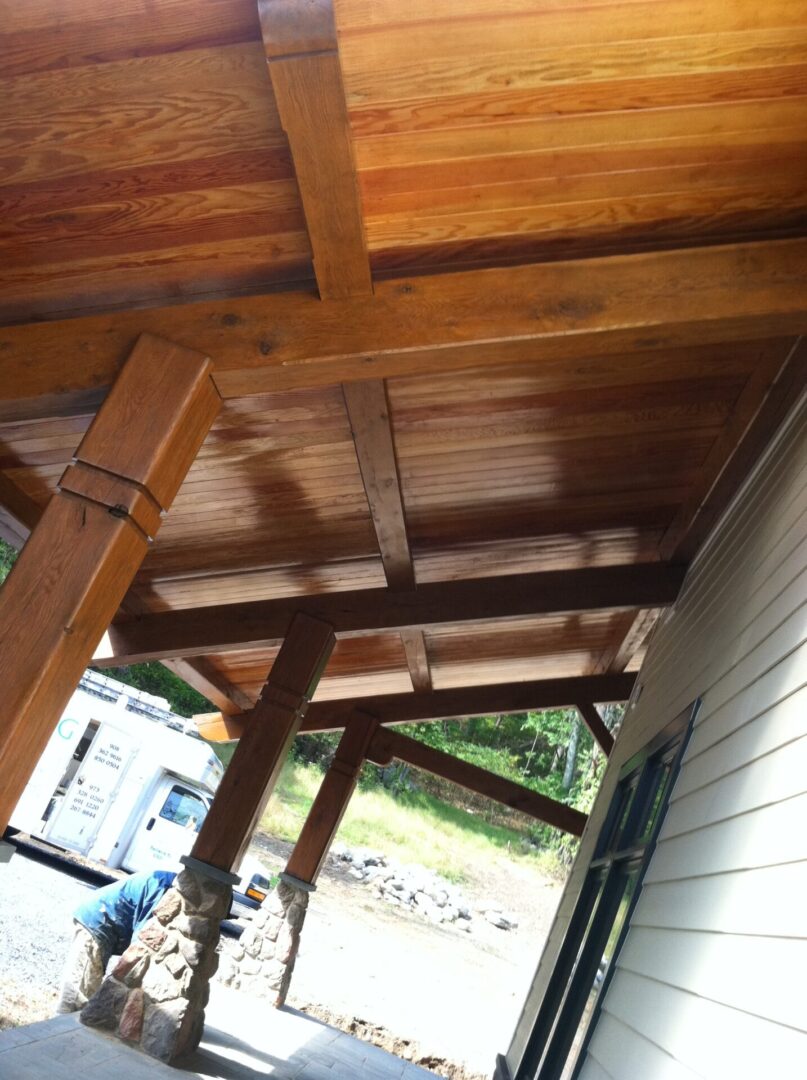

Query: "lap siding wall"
<box><xmin>507</xmin><ymin>389</ymin><xmax>807</xmax><ymax>1079</ymax></box>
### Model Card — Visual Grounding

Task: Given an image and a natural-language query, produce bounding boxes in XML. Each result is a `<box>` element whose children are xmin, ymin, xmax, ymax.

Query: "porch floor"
<box><xmin>0</xmin><ymin>986</ymin><xmax>441</xmax><ymax>1079</ymax></box>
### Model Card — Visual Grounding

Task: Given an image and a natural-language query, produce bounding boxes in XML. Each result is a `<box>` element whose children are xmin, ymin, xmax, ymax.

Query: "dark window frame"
<box><xmin>517</xmin><ymin>699</ymin><xmax>700</xmax><ymax>1080</ymax></box>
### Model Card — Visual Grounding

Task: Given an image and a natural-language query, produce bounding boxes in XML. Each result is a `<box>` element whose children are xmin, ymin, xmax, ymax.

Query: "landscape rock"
<box><xmin>335</xmin><ymin>845</ymin><xmax>481</xmax><ymax>934</ymax></box>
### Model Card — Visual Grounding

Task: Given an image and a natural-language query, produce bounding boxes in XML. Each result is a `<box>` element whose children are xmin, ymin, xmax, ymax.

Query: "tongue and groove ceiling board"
<box><xmin>337</xmin><ymin>0</ymin><xmax>807</xmax><ymax>276</ymax></box>
<box><xmin>0</xmin><ymin>336</ymin><xmax>798</xmax><ymax>704</ymax></box>
<box><xmin>0</xmin><ymin>0</ymin><xmax>314</xmax><ymax>323</ymax></box>
<box><xmin>0</xmin><ymin>0</ymin><xmax>805</xmax><ymax>716</ymax></box>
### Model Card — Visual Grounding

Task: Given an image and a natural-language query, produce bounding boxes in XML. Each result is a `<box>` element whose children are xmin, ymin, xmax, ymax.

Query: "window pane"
<box><xmin>637</xmin><ymin>762</ymin><xmax>673</xmax><ymax>844</ymax></box>
<box><xmin>559</xmin><ymin>868</ymin><xmax>641</xmax><ymax>1080</ymax></box>
<box><xmin>595</xmin><ymin>780</ymin><xmax>635</xmax><ymax>857</ymax></box>
<box><xmin>159</xmin><ymin>786</ymin><xmax>207</xmax><ymax>832</ymax></box>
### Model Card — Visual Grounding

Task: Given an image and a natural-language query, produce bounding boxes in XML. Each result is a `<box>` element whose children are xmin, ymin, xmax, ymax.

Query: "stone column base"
<box><xmin>217</xmin><ymin>877</ymin><xmax>310</xmax><ymax>1007</ymax></box>
<box><xmin>80</xmin><ymin>867</ymin><xmax>232</xmax><ymax>1063</ymax></box>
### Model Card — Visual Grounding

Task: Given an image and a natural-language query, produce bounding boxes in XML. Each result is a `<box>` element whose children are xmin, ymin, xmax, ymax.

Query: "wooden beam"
<box><xmin>342</xmin><ymin>379</ymin><xmax>413</xmax><ymax>589</ymax></box>
<box><xmin>574</xmin><ymin>703</ymin><xmax>614</xmax><ymax>757</ymax></box>
<box><xmin>284</xmin><ymin>710</ymin><xmax>379</xmax><ymax>884</ymax></box>
<box><xmin>591</xmin><ymin>607</ymin><xmax>660</xmax><ymax>675</ymax></box>
<box><xmin>259</xmin><ymin>0</ymin><xmax>371</xmax><ymax>301</ymax></box>
<box><xmin>161</xmin><ymin>657</ymin><xmax>253</xmax><ymax>716</ymax></box>
<box><xmin>608</xmin><ymin>609</ymin><xmax>660</xmax><ymax>673</ymax></box>
<box><xmin>0</xmin><ymin>335</ymin><xmax>220</xmax><ymax>830</ymax></box>
<box><xmin>94</xmin><ymin>563</ymin><xmax>685</xmax><ymax>666</ymax></box>
<box><xmin>2</xmin><ymin>239</ymin><xmax>806</xmax><ymax>409</ymax></box>
<box><xmin>191</xmin><ymin>612</ymin><xmax>335</xmax><ymax>872</ymax></box>
<box><xmin>0</xmin><ymin>472</ymin><xmax>43</xmax><ymax>549</ymax></box>
<box><xmin>401</xmin><ymin>629</ymin><xmax>432</xmax><ymax>693</ymax></box>
<box><xmin>660</xmin><ymin>336</ymin><xmax>807</xmax><ymax>562</ymax></box>
<box><xmin>195</xmin><ymin>672</ymin><xmax>637</xmax><ymax>742</ymax></box>
<box><xmin>368</xmin><ymin>727</ymin><xmax>587</xmax><ymax>837</ymax></box>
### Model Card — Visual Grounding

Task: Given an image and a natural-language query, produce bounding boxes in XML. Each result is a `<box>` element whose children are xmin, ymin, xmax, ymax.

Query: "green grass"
<box><xmin>258</xmin><ymin>759</ymin><xmax>567</xmax><ymax>884</ymax></box>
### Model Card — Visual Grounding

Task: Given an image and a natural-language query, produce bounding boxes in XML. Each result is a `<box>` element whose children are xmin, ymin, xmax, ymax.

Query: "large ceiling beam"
<box><xmin>2</xmin><ymin>238</ymin><xmax>806</xmax><ymax>417</ymax></box>
<box><xmin>259</xmin><ymin>0</ymin><xmax>372</xmax><ymax>301</ymax></box>
<box><xmin>93</xmin><ymin>563</ymin><xmax>685</xmax><ymax>666</ymax></box>
<box><xmin>196</xmin><ymin>672</ymin><xmax>637</xmax><ymax>741</ymax></box>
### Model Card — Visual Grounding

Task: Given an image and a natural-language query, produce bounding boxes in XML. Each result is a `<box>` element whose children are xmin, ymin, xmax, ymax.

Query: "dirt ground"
<box><xmin>0</xmin><ymin>837</ymin><xmax>563</xmax><ymax>1078</ymax></box>
<box><xmin>250</xmin><ymin>833</ymin><xmax>563</xmax><ymax>1077</ymax></box>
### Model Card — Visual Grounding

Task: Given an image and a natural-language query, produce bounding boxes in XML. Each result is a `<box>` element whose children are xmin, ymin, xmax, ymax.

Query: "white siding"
<box><xmin>508</xmin><ymin>391</ymin><xmax>807</xmax><ymax>1078</ymax></box>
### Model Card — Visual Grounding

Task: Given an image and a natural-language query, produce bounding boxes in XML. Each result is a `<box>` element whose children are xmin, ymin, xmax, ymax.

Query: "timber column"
<box><xmin>218</xmin><ymin>710</ymin><xmax>378</xmax><ymax>1005</ymax></box>
<box><xmin>82</xmin><ymin>613</ymin><xmax>336</xmax><ymax>1061</ymax></box>
<box><xmin>0</xmin><ymin>334</ymin><xmax>220</xmax><ymax>830</ymax></box>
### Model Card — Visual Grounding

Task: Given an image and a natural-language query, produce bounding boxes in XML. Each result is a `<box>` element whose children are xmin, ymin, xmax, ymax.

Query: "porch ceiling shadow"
<box><xmin>0</xmin><ymin>0</ymin><xmax>805</xmax><ymax>719</ymax></box>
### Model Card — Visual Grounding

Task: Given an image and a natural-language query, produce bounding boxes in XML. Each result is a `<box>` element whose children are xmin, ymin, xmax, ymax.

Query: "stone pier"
<box><xmin>80</xmin><ymin>864</ymin><xmax>233</xmax><ymax>1063</ymax></box>
<box><xmin>218</xmin><ymin>875</ymin><xmax>311</xmax><ymax>1007</ymax></box>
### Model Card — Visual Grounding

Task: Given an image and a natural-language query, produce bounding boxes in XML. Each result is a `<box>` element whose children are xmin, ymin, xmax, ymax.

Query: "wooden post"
<box><xmin>285</xmin><ymin>711</ymin><xmax>379</xmax><ymax>885</ymax></box>
<box><xmin>191</xmin><ymin>612</ymin><xmax>336</xmax><ymax>873</ymax></box>
<box><xmin>0</xmin><ymin>334</ymin><xmax>219</xmax><ymax>830</ymax></box>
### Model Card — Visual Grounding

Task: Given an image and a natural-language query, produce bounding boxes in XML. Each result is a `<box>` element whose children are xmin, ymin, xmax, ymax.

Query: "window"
<box><xmin>159</xmin><ymin>785</ymin><xmax>208</xmax><ymax>833</ymax></box>
<box><xmin>518</xmin><ymin>701</ymin><xmax>699</xmax><ymax>1080</ymax></box>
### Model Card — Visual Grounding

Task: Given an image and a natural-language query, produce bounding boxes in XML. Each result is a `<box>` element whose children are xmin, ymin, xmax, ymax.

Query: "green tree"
<box><xmin>0</xmin><ymin>537</ymin><xmax>17</xmax><ymax>584</ymax></box>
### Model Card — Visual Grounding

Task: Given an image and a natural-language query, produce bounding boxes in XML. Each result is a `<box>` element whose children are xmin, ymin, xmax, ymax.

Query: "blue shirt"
<box><xmin>74</xmin><ymin>870</ymin><xmax>175</xmax><ymax>955</ymax></box>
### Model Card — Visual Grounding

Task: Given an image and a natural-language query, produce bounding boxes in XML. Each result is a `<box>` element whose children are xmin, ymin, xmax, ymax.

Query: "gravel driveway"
<box><xmin>0</xmin><ymin>849</ymin><xmax>98</xmax><ymax>1028</ymax></box>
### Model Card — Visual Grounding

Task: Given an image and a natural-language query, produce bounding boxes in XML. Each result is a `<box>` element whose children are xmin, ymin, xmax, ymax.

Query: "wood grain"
<box><xmin>342</xmin><ymin>379</ymin><xmax>413</xmax><ymax>589</ymax></box>
<box><xmin>191</xmin><ymin>612</ymin><xmax>335</xmax><ymax>871</ymax></box>
<box><xmin>0</xmin><ymin>0</ymin><xmax>262</xmax><ymax>77</ymax></box>
<box><xmin>199</xmin><ymin>673</ymin><xmax>637</xmax><ymax>739</ymax></box>
<box><xmin>75</xmin><ymin>334</ymin><xmax>220</xmax><ymax>511</ymax></box>
<box><xmin>401</xmin><ymin>629</ymin><xmax>432</xmax><ymax>693</ymax></box>
<box><xmin>2</xmin><ymin>239</ymin><xmax>806</xmax><ymax>405</ymax></box>
<box><xmin>265</xmin><ymin>59</ymin><xmax>370</xmax><ymax>297</ymax></box>
<box><xmin>162</xmin><ymin>657</ymin><xmax>254</xmax><ymax>715</ymax></box>
<box><xmin>284</xmin><ymin>710</ymin><xmax>379</xmax><ymax>883</ymax></box>
<box><xmin>94</xmin><ymin>563</ymin><xmax>685</xmax><ymax>665</ymax></box>
<box><xmin>0</xmin><ymin>335</ymin><xmax>220</xmax><ymax>830</ymax></box>
<box><xmin>661</xmin><ymin>336</ymin><xmax>807</xmax><ymax>561</ymax></box>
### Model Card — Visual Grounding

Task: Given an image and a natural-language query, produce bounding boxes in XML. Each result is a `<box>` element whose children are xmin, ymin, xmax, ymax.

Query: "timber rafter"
<box><xmin>194</xmin><ymin>672</ymin><xmax>636</xmax><ymax>741</ymax></box>
<box><xmin>93</xmin><ymin>563</ymin><xmax>685</xmax><ymax>666</ymax></box>
<box><xmin>1</xmin><ymin>239</ymin><xmax>806</xmax><ymax>419</ymax></box>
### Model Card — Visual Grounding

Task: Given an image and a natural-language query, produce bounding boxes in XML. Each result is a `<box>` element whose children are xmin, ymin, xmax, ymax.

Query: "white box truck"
<box><xmin>10</xmin><ymin>670</ymin><xmax>224</xmax><ymax>873</ymax></box>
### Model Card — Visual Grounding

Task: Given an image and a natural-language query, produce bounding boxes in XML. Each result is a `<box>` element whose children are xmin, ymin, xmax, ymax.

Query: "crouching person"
<box><xmin>58</xmin><ymin>869</ymin><xmax>175</xmax><ymax>1013</ymax></box>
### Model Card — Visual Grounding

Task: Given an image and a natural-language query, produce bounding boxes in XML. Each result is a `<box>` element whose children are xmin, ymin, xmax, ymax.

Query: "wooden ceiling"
<box><xmin>1</xmin><ymin>0</ymin><xmax>806</xmax><ymax>723</ymax></box>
